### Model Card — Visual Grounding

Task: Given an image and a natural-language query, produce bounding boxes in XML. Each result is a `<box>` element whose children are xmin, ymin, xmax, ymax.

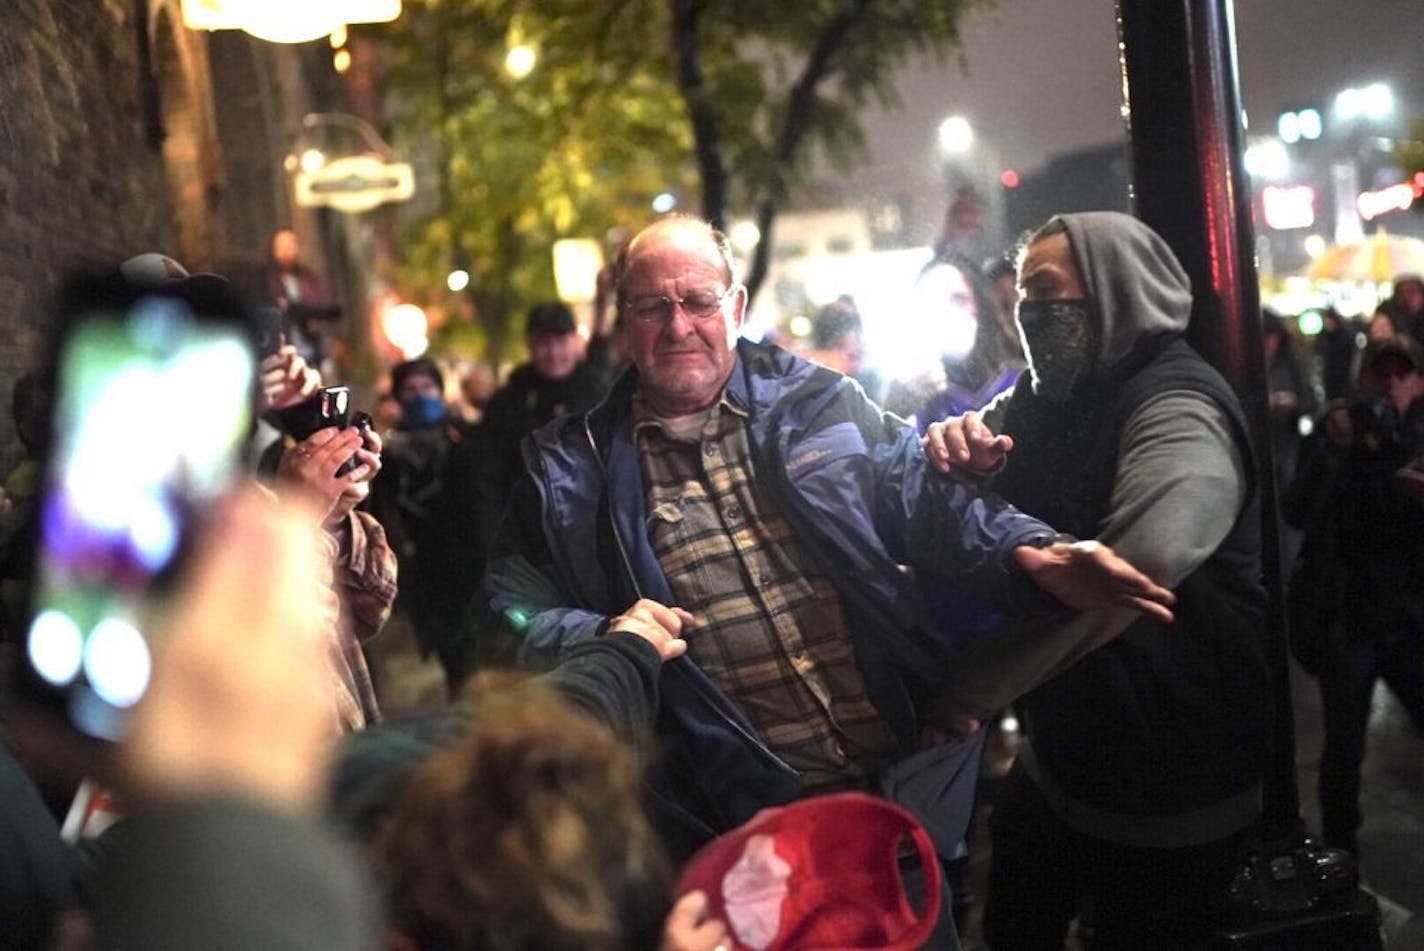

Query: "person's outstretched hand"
<box><xmin>660</xmin><ymin>890</ymin><xmax>729</xmax><ymax>951</ymax></box>
<box><xmin>121</xmin><ymin>489</ymin><xmax>334</xmax><ymax>813</ymax></box>
<box><xmin>1015</xmin><ymin>540</ymin><xmax>1176</xmax><ymax>623</ymax></box>
<box><xmin>608</xmin><ymin>599</ymin><xmax>695</xmax><ymax>662</ymax></box>
<box><xmin>922</xmin><ymin>410</ymin><xmax>1014</xmax><ymax>475</ymax></box>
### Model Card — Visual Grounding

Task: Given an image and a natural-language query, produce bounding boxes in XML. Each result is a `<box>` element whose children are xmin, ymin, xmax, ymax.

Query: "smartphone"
<box><xmin>334</xmin><ymin>411</ymin><xmax>373</xmax><ymax>478</ymax></box>
<box><xmin>254</xmin><ymin>305</ymin><xmax>288</xmax><ymax>358</ymax></box>
<box><xmin>19</xmin><ymin>276</ymin><xmax>257</xmax><ymax>742</ymax></box>
<box><xmin>281</xmin><ymin>385</ymin><xmax>350</xmax><ymax>443</ymax></box>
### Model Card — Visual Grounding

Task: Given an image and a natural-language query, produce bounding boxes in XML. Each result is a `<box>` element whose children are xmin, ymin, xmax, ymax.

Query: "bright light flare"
<box><xmin>383</xmin><ymin>303</ymin><xmax>429</xmax><ymax>358</ymax></box>
<box><xmin>730</xmin><ymin>220</ymin><xmax>761</xmax><ymax>253</ymax></box>
<box><xmin>505</xmin><ymin>45</ymin><xmax>536</xmax><ymax>79</ymax></box>
<box><xmin>938</xmin><ymin>116</ymin><xmax>973</xmax><ymax>155</ymax></box>
<box><xmin>28</xmin><ymin>610</ymin><xmax>84</xmax><ymax>687</ymax></box>
<box><xmin>84</xmin><ymin>617</ymin><xmax>151</xmax><ymax>709</ymax></box>
<box><xmin>1245</xmin><ymin>140</ymin><xmax>1290</xmax><ymax>180</ymax></box>
<box><xmin>1336</xmin><ymin>83</ymin><xmax>1394</xmax><ymax>121</ymax></box>
<box><xmin>299</xmin><ymin>148</ymin><xmax>327</xmax><ymax>174</ymax></box>
<box><xmin>446</xmin><ymin>269</ymin><xmax>470</xmax><ymax>293</ymax></box>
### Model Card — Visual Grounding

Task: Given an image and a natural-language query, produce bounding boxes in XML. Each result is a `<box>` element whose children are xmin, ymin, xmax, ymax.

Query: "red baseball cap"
<box><xmin>674</xmin><ymin>792</ymin><xmax>940</xmax><ymax>950</ymax></box>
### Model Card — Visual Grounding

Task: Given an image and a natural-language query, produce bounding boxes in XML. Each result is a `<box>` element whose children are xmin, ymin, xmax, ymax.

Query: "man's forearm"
<box><xmin>934</xmin><ymin>606</ymin><xmax>1137</xmax><ymax>719</ymax></box>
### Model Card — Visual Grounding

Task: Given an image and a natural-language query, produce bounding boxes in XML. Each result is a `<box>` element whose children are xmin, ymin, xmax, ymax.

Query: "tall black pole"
<box><xmin>1116</xmin><ymin>0</ymin><xmax>1298</xmax><ymax>841</ymax></box>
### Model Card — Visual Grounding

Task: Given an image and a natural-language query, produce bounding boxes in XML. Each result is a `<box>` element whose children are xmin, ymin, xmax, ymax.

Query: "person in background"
<box><xmin>274</xmin><ymin>423</ymin><xmax>394</xmax><ymax>731</ymax></box>
<box><xmin>925</xmin><ymin>212</ymin><xmax>1269</xmax><ymax>948</ymax></box>
<box><xmin>982</xmin><ymin>254</ymin><xmax>1021</xmax><ymax>343</ymax></box>
<box><xmin>453</xmin><ymin>362</ymin><xmax>497</xmax><ymax>428</ymax></box>
<box><xmin>369</xmin><ymin>358</ymin><xmax>468</xmax><ymax>690</ymax></box>
<box><xmin>1386</xmin><ymin>273</ymin><xmax>1424</xmax><ymax>341</ymax></box>
<box><xmin>933</xmin><ymin>186</ymin><xmax>989</xmax><ymax>266</ymax></box>
<box><xmin>885</xmin><ymin>257</ymin><xmax>1019</xmax><ymax>428</ymax></box>
<box><xmin>1261</xmin><ymin>310</ymin><xmax>1316</xmax><ymax>511</ymax></box>
<box><xmin>1283</xmin><ymin>337</ymin><xmax>1424</xmax><ymax>856</ymax></box>
<box><xmin>263</xmin><ymin>227</ymin><xmax>340</xmax><ymax>376</ymax></box>
<box><xmin>1312</xmin><ymin>308</ymin><xmax>1358</xmax><ymax>402</ymax></box>
<box><xmin>804</xmin><ymin>296</ymin><xmax>876</xmax><ymax>393</ymax></box>
<box><xmin>1366</xmin><ymin>308</ymin><xmax>1398</xmax><ymax>342</ymax></box>
<box><xmin>479</xmin><ymin>301</ymin><xmax>607</xmax><ymax>514</ymax></box>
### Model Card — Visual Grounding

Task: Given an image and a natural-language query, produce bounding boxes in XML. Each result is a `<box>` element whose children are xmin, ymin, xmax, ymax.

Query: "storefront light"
<box><xmin>181</xmin><ymin>0</ymin><xmax>401</xmax><ymax>45</ymax></box>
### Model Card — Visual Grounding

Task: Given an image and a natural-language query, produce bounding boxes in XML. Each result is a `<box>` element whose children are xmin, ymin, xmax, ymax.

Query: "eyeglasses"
<box><xmin>621</xmin><ymin>286</ymin><xmax>738</xmax><ymax>324</ymax></box>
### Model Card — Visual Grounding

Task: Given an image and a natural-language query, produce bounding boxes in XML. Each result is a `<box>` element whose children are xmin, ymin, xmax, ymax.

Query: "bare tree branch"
<box><xmin>744</xmin><ymin>0</ymin><xmax>874</xmax><ymax>299</ymax></box>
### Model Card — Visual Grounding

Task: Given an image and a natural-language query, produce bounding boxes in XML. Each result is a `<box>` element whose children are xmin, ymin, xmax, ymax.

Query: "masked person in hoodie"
<box><xmin>925</xmin><ymin>212</ymin><xmax>1269</xmax><ymax>949</ymax></box>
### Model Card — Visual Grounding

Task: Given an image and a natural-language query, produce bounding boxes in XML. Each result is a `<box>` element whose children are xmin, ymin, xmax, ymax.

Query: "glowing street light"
<box><xmin>181</xmin><ymin>0</ymin><xmax>401</xmax><ymax>45</ymax></box>
<box><xmin>1244</xmin><ymin>139</ymin><xmax>1290</xmax><ymax>179</ymax></box>
<box><xmin>1335</xmin><ymin>83</ymin><xmax>1394</xmax><ymax>122</ymax></box>
<box><xmin>729</xmin><ymin>219</ymin><xmax>761</xmax><ymax>254</ymax></box>
<box><xmin>505</xmin><ymin>44</ymin><xmax>537</xmax><ymax>79</ymax></box>
<box><xmin>1277</xmin><ymin>108</ymin><xmax>1323</xmax><ymax>144</ymax></box>
<box><xmin>299</xmin><ymin>148</ymin><xmax>328</xmax><ymax>173</ymax></box>
<box><xmin>938</xmin><ymin>115</ymin><xmax>974</xmax><ymax>155</ymax></box>
<box><xmin>382</xmin><ymin>302</ymin><xmax>429</xmax><ymax>358</ymax></box>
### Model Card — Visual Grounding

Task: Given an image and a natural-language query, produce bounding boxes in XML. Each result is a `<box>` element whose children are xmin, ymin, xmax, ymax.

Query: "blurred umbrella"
<box><xmin>1306</xmin><ymin>231</ymin><xmax>1424</xmax><ymax>283</ymax></box>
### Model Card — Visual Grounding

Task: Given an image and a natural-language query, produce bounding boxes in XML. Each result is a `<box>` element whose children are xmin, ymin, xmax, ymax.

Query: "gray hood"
<box><xmin>1055</xmin><ymin>211</ymin><xmax>1193</xmax><ymax>373</ymax></box>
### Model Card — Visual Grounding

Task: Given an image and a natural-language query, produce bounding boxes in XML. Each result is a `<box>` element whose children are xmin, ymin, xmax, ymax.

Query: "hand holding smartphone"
<box><xmin>19</xmin><ymin>274</ymin><xmax>258</xmax><ymax>743</ymax></box>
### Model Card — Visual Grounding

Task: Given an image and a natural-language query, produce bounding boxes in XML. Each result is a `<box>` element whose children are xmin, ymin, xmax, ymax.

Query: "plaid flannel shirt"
<box><xmin>633</xmin><ymin>393</ymin><xmax>896</xmax><ymax>790</ymax></box>
<box><xmin>321</xmin><ymin>510</ymin><xmax>397</xmax><ymax>731</ymax></box>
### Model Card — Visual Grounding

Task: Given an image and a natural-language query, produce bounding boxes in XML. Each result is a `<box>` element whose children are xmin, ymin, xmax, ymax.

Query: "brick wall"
<box><xmin>0</xmin><ymin>0</ymin><xmax>333</xmax><ymax>474</ymax></box>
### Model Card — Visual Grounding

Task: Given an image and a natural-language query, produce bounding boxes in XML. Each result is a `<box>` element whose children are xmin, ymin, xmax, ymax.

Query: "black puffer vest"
<box><xmin>996</xmin><ymin>336</ymin><xmax>1270</xmax><ymax>816</ymax></box>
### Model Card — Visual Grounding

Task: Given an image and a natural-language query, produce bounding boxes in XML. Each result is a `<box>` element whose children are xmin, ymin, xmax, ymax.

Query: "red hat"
<box><xmin>674</xmin><ymin>792</ymin><xmax>940</xmax><ymax>950</ymax></box>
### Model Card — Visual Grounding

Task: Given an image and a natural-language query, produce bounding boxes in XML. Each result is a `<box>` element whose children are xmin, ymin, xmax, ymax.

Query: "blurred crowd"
<box><xmin>0</xmin><ymin>207</ymin><xmax>1418</xmax><ymax>951</ymax></box>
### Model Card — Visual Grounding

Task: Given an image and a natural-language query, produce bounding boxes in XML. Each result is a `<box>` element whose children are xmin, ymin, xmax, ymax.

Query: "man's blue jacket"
<box><xmin>484</xmin><ymin>340</ymin><xmax>1058</xmax><ymax>856</ymax></box>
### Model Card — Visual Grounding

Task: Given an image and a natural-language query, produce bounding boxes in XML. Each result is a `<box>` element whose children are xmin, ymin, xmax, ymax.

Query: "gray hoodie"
<box><xmin>1060</xmin><ymin>210</ymin><xmax>1195</xmax><ymax>373</ymax></box>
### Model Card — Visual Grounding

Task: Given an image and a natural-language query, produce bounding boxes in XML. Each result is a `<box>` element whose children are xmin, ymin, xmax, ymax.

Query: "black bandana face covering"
<box><xmin>1016</xmin><ymin>298</ymin><xmax>1098</xmax><ymax>400</ymax></box>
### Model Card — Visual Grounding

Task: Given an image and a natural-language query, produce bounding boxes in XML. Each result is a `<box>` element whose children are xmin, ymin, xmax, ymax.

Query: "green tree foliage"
<box><xmin>382</xmin><ymin>0</ymin><xmax>987</xmax><ymax>362</ymax></box>
<box><xmin>385</xmin><ymin>0</ymin><xmax>693</xmax><ymax>363</ymax></box>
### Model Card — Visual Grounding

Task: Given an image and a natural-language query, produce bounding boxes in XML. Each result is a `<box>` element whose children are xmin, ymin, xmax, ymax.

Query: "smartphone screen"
<box><xmin>24</xmin><ymin>293</ymin><xmax>256</xmax><ymax>741</ymax></box>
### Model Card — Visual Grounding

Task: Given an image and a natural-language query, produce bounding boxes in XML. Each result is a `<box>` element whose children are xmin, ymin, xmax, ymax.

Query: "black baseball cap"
<box><xmin>525</xmin><ymin>301</ymin><xmax>576</xmax><ymax>338</ymax></box>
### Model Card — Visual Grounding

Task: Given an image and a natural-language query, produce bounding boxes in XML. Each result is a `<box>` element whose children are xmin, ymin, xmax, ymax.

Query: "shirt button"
<box><xmin>725</xmin><ymin>503</ymin><xmax>741</xmax><ymax>520</ymax></box>
<box><xmin>705</xmin><ymin>443</ymin><xmax>720</xmax><ymax>456</ymax></box>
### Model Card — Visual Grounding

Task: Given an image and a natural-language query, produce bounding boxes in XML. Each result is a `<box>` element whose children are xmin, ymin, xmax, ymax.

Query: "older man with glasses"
<box><xmin>482</xmin><ymin>214</ymin><xmax>1174</xmax><ymax>937</ymax></box>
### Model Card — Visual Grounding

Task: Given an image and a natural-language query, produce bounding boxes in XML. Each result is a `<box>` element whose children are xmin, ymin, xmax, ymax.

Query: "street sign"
<box><xmin>293</xmin><ymin>154</ymin><xmax>415</xmax><ymax>214</ymax></box>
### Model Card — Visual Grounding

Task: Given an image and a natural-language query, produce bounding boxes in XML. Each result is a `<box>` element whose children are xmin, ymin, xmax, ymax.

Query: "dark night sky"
<box><xmin>851</xmin><ymin>0</ymin><xmax>1423</xmax><ymax>202</ymax></box>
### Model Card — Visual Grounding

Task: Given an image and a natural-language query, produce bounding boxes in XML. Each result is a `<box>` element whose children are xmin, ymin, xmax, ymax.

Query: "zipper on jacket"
<box><xmin>581</xmin><ymin>412</ymin><xmax>797</xmax><ymax>780</ymax></box>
